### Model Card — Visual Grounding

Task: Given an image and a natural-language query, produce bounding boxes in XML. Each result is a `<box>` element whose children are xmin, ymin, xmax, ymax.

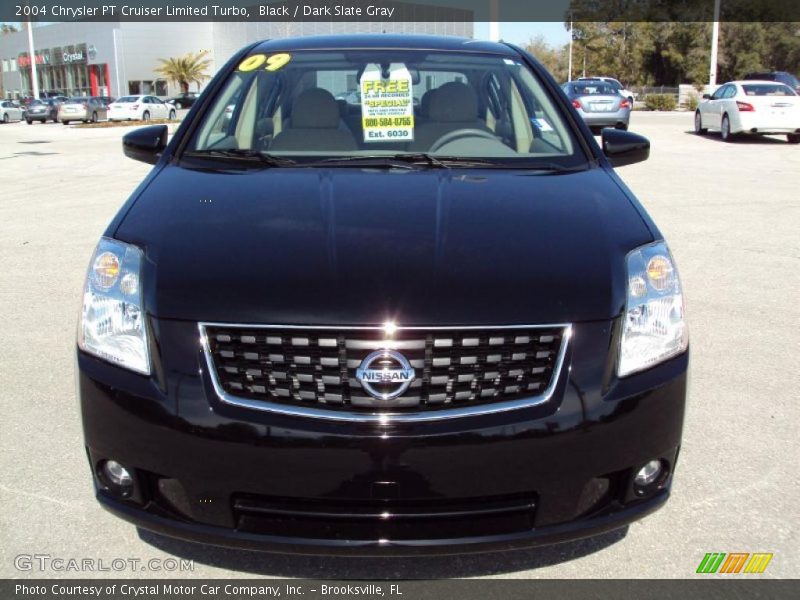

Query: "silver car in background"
<box><xmin>58</xmin><ymin>97</ymin><xmax>108</xmax><ymax>124</ymax></box>
<box><xmin>562</xmin><ymin>81</ymin><xmax>632</xmax><ymax>132</ymax></box>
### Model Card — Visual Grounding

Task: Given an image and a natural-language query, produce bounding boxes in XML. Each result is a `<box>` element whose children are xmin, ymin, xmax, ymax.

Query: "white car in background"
<box><xmin>695</xmin><ymin>80</ymin><xmax>800</xmax><ymax>143</ymax></box>
<box><xmin>1</xmin><ymin>100</ymin><xmax>24</xmax><ymax>123</ymax></box>
<box><xmin>107</xmin><ymin>95</ymin><xmax>176</xmax><ymax>122</ymax></box>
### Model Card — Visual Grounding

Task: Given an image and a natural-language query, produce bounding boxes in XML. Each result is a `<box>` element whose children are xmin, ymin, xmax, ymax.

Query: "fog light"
<box><xmin>102</xmin><ymin>460</ymin><xmax>133</xmax><ymax>488</ymax></box>
<box><xmin>634</xmin><ymin>460</ymin><xmax>664</xmax><ymax>487</ymax></box>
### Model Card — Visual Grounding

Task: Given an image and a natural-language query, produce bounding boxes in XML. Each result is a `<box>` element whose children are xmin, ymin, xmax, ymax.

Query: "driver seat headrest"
<box><xmin>428</xmin><ymin>82</ymin><xmax>479</xmax><ymax>122</ymax></box>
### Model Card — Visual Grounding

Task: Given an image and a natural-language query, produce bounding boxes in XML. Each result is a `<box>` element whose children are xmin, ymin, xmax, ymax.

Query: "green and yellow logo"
<box><xmin>696</xmin><ymin>552</ymin><xmax>773</xmax><ymax>574</ymax></box>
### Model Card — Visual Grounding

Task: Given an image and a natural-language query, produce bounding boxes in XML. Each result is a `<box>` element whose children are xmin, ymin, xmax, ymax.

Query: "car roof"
<box><xmin>727</xmin><ymin>80</ymin><xmax>788</xmax><ymax>86</ymax></box>
<box><xmin>565</xmin><ymin>80</ymin><xmax>616</xmax><ymax>85</ymax></box>
<box><xmin>250</xmin><ymin>34</ymin><xmax>517</xmax><ymax>57</ymax></box>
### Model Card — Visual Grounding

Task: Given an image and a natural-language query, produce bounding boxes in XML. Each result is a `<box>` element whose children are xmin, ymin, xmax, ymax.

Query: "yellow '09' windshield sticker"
<box><xmin>237</xmin><ymin>53</ymin><xmax>292</xmax><ymax>72</ymax></box>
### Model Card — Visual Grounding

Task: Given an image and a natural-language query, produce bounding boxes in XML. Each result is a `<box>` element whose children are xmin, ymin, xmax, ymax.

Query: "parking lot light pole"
<box><xmin>26</xmin><ymin>19</ymin><xmax>40</xmax><ymax>100</ymax></box>
<box><xmin>488</xmin><ymin>0</ymin><xmax>500</xmax><ymax>41</ymax></box>
<box><xmin>709</xmin><ymin>0</ymin><xmax>721</xmax><ymax>87</ymax></box>
<box><xmin>568</xmin><ymin>19</ymin><xmax>573</xmax><ymax>81</ymax></box>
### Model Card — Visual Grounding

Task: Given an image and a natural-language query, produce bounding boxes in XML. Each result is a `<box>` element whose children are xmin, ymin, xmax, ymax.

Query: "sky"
<box><xmin>474</xmin><ymin>22</ymin><xmax>570</xmax><ymax>46</ymax></box>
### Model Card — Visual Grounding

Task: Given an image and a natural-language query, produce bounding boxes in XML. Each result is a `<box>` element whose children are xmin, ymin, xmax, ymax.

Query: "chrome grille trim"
<box><xmin>198</xmin><ymin>322</ymin><xmax>572</xmax><ymax>423</ymax></box>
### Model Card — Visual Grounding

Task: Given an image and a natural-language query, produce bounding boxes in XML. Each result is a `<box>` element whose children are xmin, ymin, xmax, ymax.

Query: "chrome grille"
<box><xmin>201</xmin><ymin>324</ymin><xmax>568</xmax><ymax>415</ymax></box>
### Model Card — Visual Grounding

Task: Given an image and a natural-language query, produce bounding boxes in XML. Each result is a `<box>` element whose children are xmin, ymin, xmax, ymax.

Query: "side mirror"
<box><xmin>123</xmin><ymin>124</ymin><xmax>168</xmax><ymax>165</ymax></box>
<box><xmin>702</xmin><ymin>93</ymin><xmax>711</xmax><ymax>100</ymax></box>
<box><xmin>602</xmin><ymin>128</ymin><xmax>650</xmax><ymax>167</ymax></box>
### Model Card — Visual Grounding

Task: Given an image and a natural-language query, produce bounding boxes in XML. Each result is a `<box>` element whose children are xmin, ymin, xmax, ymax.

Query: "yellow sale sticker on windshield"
<box><xmin>237</xmin><ymin>53</ymin><xmax>291</xmax><ymax>72</ymax></box>
<box><xmin>360</xmin><ymin>64</ymin><xmax>415</xmax><ymax>143</ymax></box>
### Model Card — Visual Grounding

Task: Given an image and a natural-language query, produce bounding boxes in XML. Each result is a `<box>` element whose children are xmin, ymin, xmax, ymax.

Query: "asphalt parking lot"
<box><xmin>0</xmin><ymin>112</ymin><xmax>797</xmax><ymax>579</ymax></box>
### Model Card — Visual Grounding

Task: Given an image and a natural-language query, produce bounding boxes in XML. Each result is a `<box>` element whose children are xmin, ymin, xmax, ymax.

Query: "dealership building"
<box><xmin>0</xmin><ymin>20</ymin><xmax>472</xmax><ymax>100</ymax></box>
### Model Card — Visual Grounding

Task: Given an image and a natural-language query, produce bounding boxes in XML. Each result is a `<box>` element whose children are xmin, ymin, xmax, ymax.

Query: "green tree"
<box><xmin>567</xmin><ymin>22</ymin><xmax>650</xmax><ymax>85</ymax></box>
<box><xmin>562</xmin><ymin>0</ymin><xmax>800</xmax><ymax>86</ymax></box>
<box><xmin>154</xmin><ymin>51</ymin><xmax>212</xmax><ymax>94</ymax></box>
<box><xmin>764</xmin><ymin>22</ymin><xmax>800</xmax><ymax>73</ymax></box>
<box><xmin>524</xmin><ymin>34</ymin><xmax>569</xmax><ymax>82</ymax></box>
<box><xmin>717</xmin><ymin>22</ymin><xmax>800</xmax><ymax>81</ymax></box>
<box><xmin>641</xmin><ymin>22</ymin><xmax>711</xmax><ymax>86</ymax></box>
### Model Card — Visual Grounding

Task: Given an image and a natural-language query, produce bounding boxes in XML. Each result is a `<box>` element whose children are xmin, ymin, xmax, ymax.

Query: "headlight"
<box><xmin>77</xmin><ymin>237</ymin><xmax>150</xmax><ymax>375</ymax></box>
<box><xmin>618</xmin><ymin>241</ymin><xmax>688</xmax><ymax>377</ymax></box>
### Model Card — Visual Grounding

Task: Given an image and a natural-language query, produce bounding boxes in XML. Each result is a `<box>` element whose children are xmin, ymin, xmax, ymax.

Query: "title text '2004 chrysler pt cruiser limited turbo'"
<box><xmin>77</xmin><ymin>35</ymin><xmax>688</xmax><ymax>555</ymax></box>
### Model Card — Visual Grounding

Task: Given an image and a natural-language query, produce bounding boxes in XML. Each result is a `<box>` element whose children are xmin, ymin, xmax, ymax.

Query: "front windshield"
<box><xmin>187</xmin><ymin>49</ymin><xmax>586</xmax><ymax>168</ymax></box>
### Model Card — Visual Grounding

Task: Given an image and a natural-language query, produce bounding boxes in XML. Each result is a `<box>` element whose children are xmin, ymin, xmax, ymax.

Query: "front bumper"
<box><xmin>79</xmin><ymin>318</ymin><xmax>687</xmax><ymax>555</ymax></box>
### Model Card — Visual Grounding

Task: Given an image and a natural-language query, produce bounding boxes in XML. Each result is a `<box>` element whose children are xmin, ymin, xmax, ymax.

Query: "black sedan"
<box><xmin>164</xmin><ymin>91</ymin><xmax>199</xmax><ymax>109</ymax></box>
<box><xmin>78</xmin><ymin>34</ymin><xmax>687</xmax><ymax>556</ymax></box>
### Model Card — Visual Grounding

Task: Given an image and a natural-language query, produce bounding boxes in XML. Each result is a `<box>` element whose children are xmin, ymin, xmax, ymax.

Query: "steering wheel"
<box><xmin>428</xmin><ymin>129</ymin><xmax>500</xmax><ymax>153</ymax></box>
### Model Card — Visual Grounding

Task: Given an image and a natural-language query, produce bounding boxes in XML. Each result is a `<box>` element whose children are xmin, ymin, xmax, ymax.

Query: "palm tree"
<box><xmin>155</xmin><ymin>51</ymin><xmax>212</xmax><ymax>94</ymax></box>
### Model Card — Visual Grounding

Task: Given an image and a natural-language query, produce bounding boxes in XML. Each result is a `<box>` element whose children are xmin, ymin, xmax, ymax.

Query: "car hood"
<box><xmin>115</xmin><ymin>165</ymin><xmax>653</xmax><ymax>325</ymax></box>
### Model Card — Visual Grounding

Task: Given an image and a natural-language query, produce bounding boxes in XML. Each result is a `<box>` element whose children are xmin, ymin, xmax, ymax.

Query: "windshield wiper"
<box><xmin>305</xmin><ymin>153</ymin><xmax>515</xmax><ymax>169</ymax></box>
<box><xmin>306</xmin><ymin>154</ymin><xmax>589</xmax><ymax>171</ymax></box>
<box><xmin>303</xmin><ymin>153</ymin><xmax>445</xmax><ymax>169</ymax></box>
<box><xmin>183</xmin><ymin>149</ymin><xmax>296</xmax><ymax>167</ymax></box>
<box><xmin>394</xmin><ymin>153</ymin><xmax>450</xmax><ymax>168</ymax></box>
<box><xmin>183</xmin><ymin>150</ymin><xmax>592</xmax><ymax>173</ymax></box>
<box><xmin>516</xmin><ymin>161</ymin><xmax>595</xmax><ymax>174</ymax></box>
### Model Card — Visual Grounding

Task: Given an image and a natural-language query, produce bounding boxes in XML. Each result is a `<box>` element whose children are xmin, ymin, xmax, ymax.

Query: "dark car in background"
<box><xmin>744</xmin><ymin>71</ymin><xmax>800</xmax><ymax>94</ymax></box>
<box><xmin>165</xmin><ymin>91</ymin><xmax>199</xmax><ymax>109</ymax></box>
<box><xmin>24</xmin><ymin>98</ymin><xmax>63</xmax><ymax>124</ymax></box>
<box><xmin>562</xmin><ymin>80</ymin><xmax>632</xmax><ymax>131</ymax></box>
<box><xmin>78</xmin><ymin>34</ymin><xmax>687</xmax><ymax>556</ymax></box>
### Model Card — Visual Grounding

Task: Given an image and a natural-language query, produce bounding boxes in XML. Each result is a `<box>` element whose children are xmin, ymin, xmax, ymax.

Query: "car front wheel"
<box><xmin>694</xmin><ymin>111</ymin><xmax>707</xmax><ymax>134</ymax></box>
<box><xmin>169</xmin><ymin>110</ymin><xmax>176</xmax><ymax>120</ymax></box>
<box><xmin>26</xmin><ymin>119</ymin><xmax>32</xmax><ymax>125</ymax></box>
<box><xmin>142</xmin><ymin>111</ymin><xmax>150</xmax><ymax>122</ymax></box>
<box><xmin>2</xmin><ymin>114</ymin><xmax>8</xmax><ymax>123</ymax></box>
<box><xmin>787</xmin><ymin>134</ymin><xmax>800</xmax><ymax>144</ymax></box>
